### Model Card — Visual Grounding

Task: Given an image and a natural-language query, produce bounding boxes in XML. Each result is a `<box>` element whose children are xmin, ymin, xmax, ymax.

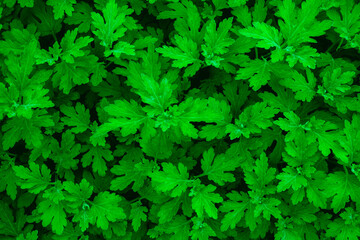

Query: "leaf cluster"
<box><xmin>1</xmin><ymin>0</ymin><xmax>360</xmax><ymax>239</ymax></box>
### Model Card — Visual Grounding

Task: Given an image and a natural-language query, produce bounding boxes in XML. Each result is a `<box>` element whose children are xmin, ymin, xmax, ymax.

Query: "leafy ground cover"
<box><xmin>1</xmin><ymin>0</ymin><xmax>360</xmax><ymax>239</ymax></box>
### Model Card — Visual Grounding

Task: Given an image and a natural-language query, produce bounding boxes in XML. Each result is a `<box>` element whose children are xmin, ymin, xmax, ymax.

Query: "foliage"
<box><xmin>1</xmin><ymin>0</ymin><xmax>360</xmax><ymax>239</ymax></box>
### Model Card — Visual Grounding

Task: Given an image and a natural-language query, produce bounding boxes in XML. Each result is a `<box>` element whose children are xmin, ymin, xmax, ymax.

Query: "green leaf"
<box><xmin>203</xmin><ymin>17</ymin><xmax>234</xmax><ymax>54</ymax></box>
<box><xmin>259</xmin><ymin>82</ymin><xmax>300</xmax><ymax>112</ymax></box>
<box><xmin>16</xmin><ymin>230</ymin><xmax>38</xmax><ymax>240</ymax></box>
<box><xmin>63</xmin><ymin>179</ymin><xmax>93</xmax><ymax>209</ymax></box>
<box><xmin>321</xmin><ymin>68</ymin><xmax>355</xmax><ymax>96</ymax></box>
<box><xmin>0</xmin><ymin>157</ymin><xmax>18</xmax><ymax>200</ymax></box>
<box><xmin>340</xmin><ymin>114</ymin><xmax>360</xmax><ymax>163</ymax></box>
<box><xmin>31</xmin><ymin>1</ymin><xmax>62</xmax><ymax>37</ymax></box>
<box><xmin>139</xmin><ymin>129</ymin><xmax>173</xmax><ymax>160</ymax></box>
<box><xmin>191</xmin><ymin>183</ymin><xmax>223</xmax><ymax>219</ymax></box>
<box><xmin>306</xmin><ymin>171</ymin><xmax>328</xmax><ymax>209</ymax></box>
<box><xmin>89</xmin><ymin>191</ymin><xmax>126</xmax><ymax>230</ymax></box>
<box><xmin>0</xmin><ymin>83</ymin><xmax>13</xmax><ymax>119</ymax></box>
<box><xmin>222</xmin><ymin>81</ymin><xmax>249</xmax><ymax>119</ymax></box>
<box><xmin>0</xmin><ymin>201</ymin><xmax>26</xmax><ymax>236</ymax></box>
<box><xmin>90</xmin><ymin>60</ymin><xmax>107</xmax><ymax>86</ymax></box>
<box><xmin>149</xmin><ymin>215</ymin><xmax>190</xmax><ymax>240</ymax></box>
<box><xmin>4</xmin><ymin>40</ymin><xmax>37</xmax><ymax>91</ymax></box>
<box><xmin>0</xmin><ymin>25</ymin><xmax>37</xmax><ymax>55</ymax></box>
<box><xmin>91</xmin><ymin>0</ymin><xmax>132</xmax><ymax>48</ymax></box>
<box><xmin>226</xmin><ymin>102</ymin><xmax>279</xmax><ymax>139</ymax></box>
<box><xmin>199</xmin><ymin>98</ymin><xmax>232</xmax><ymax>141</ymax></box>
<box><xmin>156</xmin><ymin>35</ymin><xmax>202</xmax><ymax>74</ymax></box>
<box><xmin>220</xmin><ymin>191</ymin><xmax>251</xmax><ymax>231</ymax></box>
<box><xmin>81</xmin><ymin>144</ymin><xmax>114</xmax><ymax>177</ymax></box>
<box><xmin>324</xmin><ymin>171</ymin><xmax>360</xmax><ymax>213</ymax></box>
<box><xmin>201</xmin><ymin>17</ymin><xmax>235</xmax><ymax>67</ymax></box>
<box><xmin>307</xmin><ymin>117</ymin><xmax>348</xmax><ymax>162</ymax></box>
<box><xmin>90</xmin><ymin>99</ymin><xmax>151</xmax><ymax>146</ymax></box>
<box><xmin>130</xmin><ymin>201</ymin><xmax>148</xmax><ymax>232</ymax></box>
<box><xmin>285</xmin><ymin>46</ymin><xmax>319</xmax><ymax>69</ymax></box>
<box><xmin>12</xmin><ymin>162</ymin><xmax>51</xmax><ymax>194</ymax></box>
<box><xmin>150</xmin><ymin>162</ymin><xmax>190</xmax><ymax>197</ymax></box>
<box><xmin>279</xmin><ymin>69</ymin><xmax>317</xmax><ymax>102</ymax></box>
<box><xmin>231</xmin><ymin>5</ymin><xmax>252</xmax><ymax>27</ymax></box>
<box><xmin>47</xmin><ymin>0</ymin><xmax>76</xmax><ymax>19</ymax></box>
<box><xmin>2</xmin><ymin>70</ymin><xmax>50</xmax><ymax>117</ymax></box>
<box><xmin>236</xmin><ymin>59</ymin><xmax>271</xmax><ymax>91</ymax></box>
<box><xmin>18</xmin><ymin>85</ymin><xmax>54</xmax><ymax>119</ymax></box>
<box><xmin>17</xmin><ymin>0</ymin><xmax>34</xmax><ymax>7</ymax></box>
<box><xmin>282</xmin><ymin>131</ymin><xmax>319</xmax><ymax>166</ymax></box>
<box><xmin>104</xmin><ymin>99</ymin><xmax>148</xmax><ymax>135</ymax></box>
<box><xmin>105</xmin><ymin>41</ymin><xmax>135</xmax><ymax>58</ymax></box>
<box><xmin>59</xmin><ymin>28</ymin><xmax>93</xmax><ymax>63</ymax></box>
<box><xmin>239</xmin><ymin>22</ymin><xmax>283</xmax><ymax>49</ymax></box>
<box><xmin>126</xmin><ymin>68</ymin><xmax>178</xmax><ymax>114</ymax></box>
<box><xmin>50</xmin><ymin>131</ymin><xmax>81</xmax><ymax>171</ymax></box>
<box><xmin>274</xmin><ymin>111</ymin><xmax>310</xmax><ymax>142</ymax></box>
<box><xmin>157</xmin><ymin>0</ymin><xmax>201</xmax><ymax>41</ymax></box>
<box><xmin>326</xmin><ymin>207</ymin><xmax>360</xmax><ymax>240</ymax></box>
<box><xmin>127</xmin><ymin>46</ymin><xmax>175</xmax><ymax>110</ymax></box>
<box><xmin>252</xmin><ymin>0</ymin><xmax>267</xmax><ymax>22</ymax></box>
<box><xmin>72</xmin><ymin>206</ymin><xmax>91</xmax><ymax>232</ymax></box>
<box><xmin>37</xmin><ymin>184</ymin><xmax>67</xmax><ymax>235</ymax></box>
<box><xmin>165</xmin><ymin>97</ymin><xmax>224</xmax><ymax>139</ymax></box>
<box><xmin>63</xmin><ymin>179</ymin><xmax>93</xmax><ymax>232</ymax></box>
<box><xmin>201</xmin><ymin>148</ymin><xmax>240</xmax><ymax>185</ymax></box>
<box><xmin>60</xmin><ymin>102</ymin><xmax>90</xmax><ymax>133</ymax></box>
<box><xmin>275</xmin><ymin>218</ymin><xmax>302</xmax><ymax>240</ymax></box>
<box><xmin>327</xmin><ymin>1</ymin><xmax>360</xmax><ymax>40</ymax></box>
<box><xmin>228</xmin><ymin>0</ymin><xmax>247</xmax><ymax>8</ymax></box>
<box><xmin>254</xmin><ymin>197</ymin><xmax>282</xmax><ymax>220</ymax></box>
<box><xmin>64</xmin><ymin>2</ymin><xmax>93</xmax><ymax>33</ymax></box>
<box><xmin>157</xmin><ymin>197</ymin><xmax>181</xmax><ymax>224</ymax></box>
<box><xmin>245</xmin><ymin>152</ymin><xmax>276</xmax><ymax>190</ymax></box>
<box><xmin>35</xmin><ymin>42</ymin><xmax>61</xmax><ymax>65</ymax></box>
<box><xmin>52</xmin><ymin>55</ymin><xmax>94</xmax><ymax>94</ymax></box>
<box><xmin>277</xmin><ymin>0</ymin><xmax>331</xmax><ymax>46</ymax></box>
<box><xmin>190</xmin><ymin>217</ymin><xmax>216</xmax><ymax>240</ymax></box>
<box><xmin>111</xmin><ymin>158</ymin><xmax>155</xmax><ymax>192</ymax></box>
<box><xmin>277</xmin><ymin>166</ymin><xmax>308</xmax><ymax>192</ymax></box>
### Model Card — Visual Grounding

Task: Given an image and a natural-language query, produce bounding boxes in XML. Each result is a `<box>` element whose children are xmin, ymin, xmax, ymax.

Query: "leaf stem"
<box><xmin>193</xmin><ymin>173</ymin><xmax>206</xmax><ymax>179</ymax></box>
<box><xmin>105</xmin><ymin>61</ymin><xmax>112</xmax><ymax>68</ymax></box>
<box><xmin>325</xmin><ymin>41</ymin><xmax>337</xmax><ymax>53</ymax></box>
<box><xmin>336</xmin><ymin>38</ymin><xmax>344</xmax><ymax>51</ymax></box>
<box><xmin>343</xmin><ymin>165</ymin><xmax>349</xmax><ymax>176</ymax></box>
<box><xmin>51</xmin><ymin>31</ymin><xmax>58</xmax><ymax>43</ymax></box>
<box><xmin>129</xmin><ymin>197</ymin><xmax>144</xmax><ymax>204</ymax></box>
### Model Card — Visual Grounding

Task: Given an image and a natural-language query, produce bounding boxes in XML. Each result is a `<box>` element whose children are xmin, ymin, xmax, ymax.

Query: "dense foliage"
<box><xmin>1</xmin><ymin>0</ymin><xmax>360</xmax><ymax>239</ymax></box>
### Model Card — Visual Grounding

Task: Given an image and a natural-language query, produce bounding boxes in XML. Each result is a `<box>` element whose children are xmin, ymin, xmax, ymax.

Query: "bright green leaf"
<box><xmin>60</xmin><ymin>102</ymin><xmax>90</xmax><ymax>133</ymax></box>
<box><xmin>13</xmin><ymin>162</ymin><xmax>51</xmax><ymax>194</ymax></box>
<box><xmin>150</xmin><ymin>162</ymin><xmax>190</xmax><ymax>197</ymax></box>
<box><xmin>279</xmin><ymin>69</ymin><xmax>317</xmax><ymax>102</ymax></box>
<box><xmin>130</xmin><ymin>201</ymin><xmax>148</xmax><ymax>232</ymax></box>
<box><xmin>111</xmin><ymin>158</ymin><xmax>155</xmax><ymax>192</ymax></box>
<box><xmin>239</xmin><ymin>22</ymin><xmax>283</xmax><ymax>49</ymax></box>
<box><xmin>191</xmin><ymin>184</ymin><xmax>223</xmax><ymax>219</ymax></box>
<box><xmin>81</xmin><ymin>144</ymin><xmax>114</xmax><ymax>177</ymax></box>
<box><xmin>47</xmin><ymin>0</ymin><xmax>76</xmax><ymax>19</ymax></box>
<box><xmin>91</xmin><ymin>0</ymin><xmax>132</xmax><ymax>48</ymax></box>
<box><xmin>201</xmin><ymin>148</ymin><xmax>240</xmax><ymax>185</ymax></box>
<box><xmin>324</xmin><ymin>172</ymin><xmax>360</xmax><ymax>213</ymax></box>
<box><xmin>89</xmin><ymin>191</ymin><xmax>126</xmax><ymax>230</ymax></box>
